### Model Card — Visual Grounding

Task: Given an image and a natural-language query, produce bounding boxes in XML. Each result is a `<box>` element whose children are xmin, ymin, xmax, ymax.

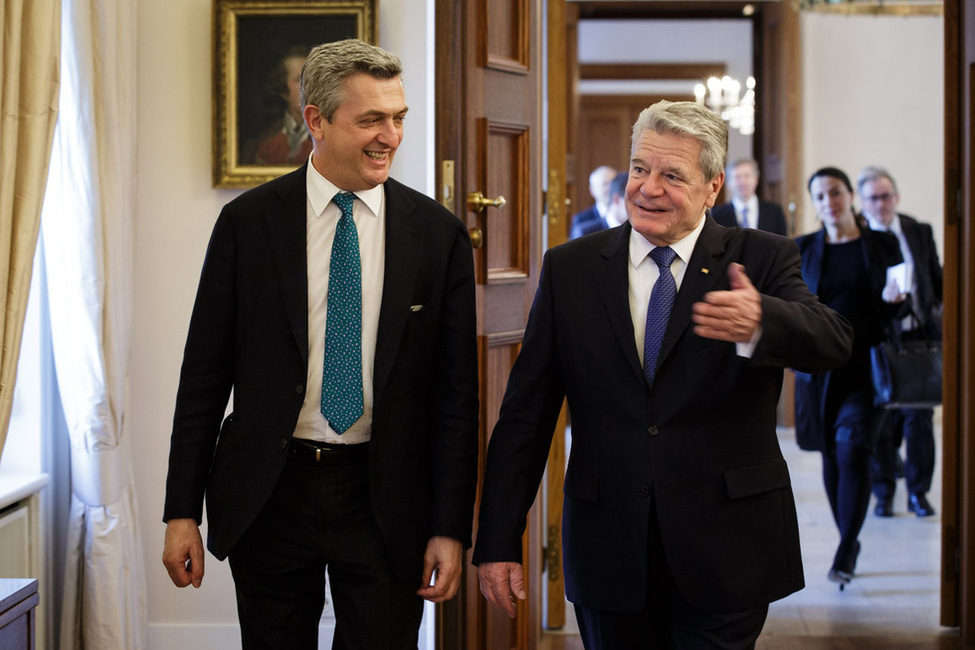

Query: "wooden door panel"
<box><xmin>480</xmin><ymin>120</ymin><xmax>531</xmax><ymax>279</ymax></box>
<box><xmin>485</xmin><ymin>0</ymin><xmax>530</xmax><ymax>68</ymax></box>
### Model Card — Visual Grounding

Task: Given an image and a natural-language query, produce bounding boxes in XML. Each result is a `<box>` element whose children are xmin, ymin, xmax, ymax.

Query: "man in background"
<box><xmin>604</xmin><ymin>171</ymin><xmax>629</xmax><ymax>229</ymax></box>
<box><xmin>711</xmin><ymin>157</ymin><xmax>788</xmax><ymax>236</ymax></box>
<box><xmin>162</xmin><ymin>39</ymin><xmax>479</xmax><ymax>648</ymax></box>
<box><xmin>570</xmin><ymin>165</ymin><xmax>617</xmax><ymax>239</ymax></box>
<box><xmin>859</xmin><ymin>166</ymin><xmax>943</xmax><ymax>518</ymax></box>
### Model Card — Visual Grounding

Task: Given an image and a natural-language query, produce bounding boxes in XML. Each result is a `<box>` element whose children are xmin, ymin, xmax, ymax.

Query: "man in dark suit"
<box><xmin>569</xmin><ymin>165</ymin><xmax>616</xmax><ymax>239</ymax></box>
<box><xmin>161</xmin><ymin>39</ymin><xmax>479</xmax><ymax>648</ymax></box>
<box><xmin>473</xmin><ymin>100</ymin><xmax>852</xmax><ymax>648</ymax></box>
<box><xmin>711</xmin><ymin>158</ymin><xmax>788</xmax><ymax>236</ymax></box>
<box><xmin>858</xmin><ymin>166</ymin><xmax>943</xmax><ymax>518</ymax></box>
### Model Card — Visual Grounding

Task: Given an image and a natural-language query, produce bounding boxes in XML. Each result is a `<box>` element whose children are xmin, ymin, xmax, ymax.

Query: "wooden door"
<box><xmin>941</xmin><ymin>0</ymin><xmax>973</xmax><ymax>636</ymax></box>
<box><xmin>436</xmin><ymin>0</ymin><xmax>544</xmax><ymax>648</ymax></box>
<box><xmin>757</xmin><ymin>0</ymin><xmax>801</xmax><ymax>427</ymax></box>
<box><xmin>544</xmin><ymin>0</ymin><xmax>569</xmax><ymax>634</ymax></box>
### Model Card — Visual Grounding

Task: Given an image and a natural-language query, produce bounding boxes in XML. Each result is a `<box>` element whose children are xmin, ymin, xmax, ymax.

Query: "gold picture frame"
<box><xmin>213</xmin><ymin>0</ymin><xmax>377</xmax><ymax>189</ymax></box>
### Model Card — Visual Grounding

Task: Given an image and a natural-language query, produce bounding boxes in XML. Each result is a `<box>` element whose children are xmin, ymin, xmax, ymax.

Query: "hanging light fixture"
<box><xmin>794</xmin><ymin>0</ymin><xmax>942</xmax><ymax>14</ymax></box>
<box><xmin>694</xmin><ymin>75</ymin><xmax>755</xmax><ymax>136</ymax></box>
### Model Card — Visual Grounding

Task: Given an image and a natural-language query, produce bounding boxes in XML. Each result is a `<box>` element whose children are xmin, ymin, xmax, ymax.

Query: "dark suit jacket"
<box><xmin>792</xmin><ymin>224</ymin><xmax>903</xmax><ymax>453</ymax></box>
<box><xmin>163</xmin><ymin>164</ymin><xmax>479</xmax><ymax>584</ymax></box>
<box><xmin>569</xmin><ymin>205</ymin><xmax>608</xmax><ymax>239</ymax></box>
<box><xmin>711</xmin><ymin>200</ymin><xmax>788</xmax><ymax>236</ymax></box>
<box><xmin>897</xmin><ymin>213</ymin><xmax>943</xmax><ymax>338</ymax></box>
<box><xmin>472</xmin><ymin>218</ymin><xmax>852</xmax><ymax>614</ymax></box>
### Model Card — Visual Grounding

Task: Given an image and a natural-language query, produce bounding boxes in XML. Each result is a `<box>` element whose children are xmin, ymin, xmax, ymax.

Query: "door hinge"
<box><xmin>542</xmin><ymin>524</ymin><xmax>561</xmax><ymax>581</ymax></box>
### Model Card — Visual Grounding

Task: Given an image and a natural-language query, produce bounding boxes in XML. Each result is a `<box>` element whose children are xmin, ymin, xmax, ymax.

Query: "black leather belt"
<box><xmin>290</xmin><ymin>438</ymin><xmax>368</xmax><ymax>463</ymax></box>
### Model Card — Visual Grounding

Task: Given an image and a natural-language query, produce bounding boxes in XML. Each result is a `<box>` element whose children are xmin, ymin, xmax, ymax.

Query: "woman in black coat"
<box><xmin>794</xmin><ymin>167</ymin><xmax>906</xmax><ymax>588</ymax></box>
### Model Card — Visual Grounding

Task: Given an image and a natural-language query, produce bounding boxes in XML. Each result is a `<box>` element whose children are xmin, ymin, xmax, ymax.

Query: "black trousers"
<box><xmin>870</xmin><ymin>407</ymin><xmax>936</xmax><ymax>499</ymax></box>
<box><xmin>574</xmin><ymin>499</ymin><xmax>768</xmax><ymax>650</ymax></box>
<box><xmin>227</xmin><ymin>442</ymin><xmax>423</xmax><ymax>650</ymax></box>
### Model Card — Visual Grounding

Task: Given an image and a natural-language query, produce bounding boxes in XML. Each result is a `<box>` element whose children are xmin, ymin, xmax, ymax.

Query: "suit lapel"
<box><xmin>373</xmin><ymin>178</ymin><xmax>421</xmax><ymax>408</ymax></box>
<box><xmin>656</xmin><ymin>219</ymin><xmax>727</xmax><ymax>367</ymax></box>
<box><xmin>264</xmin><ymin>165</ymin><xmax>310</xmax><ymax>363</ymax></box>
<box><xmin>594</xmin><ymin>224</ymin><xmax>645</xmax><ymax>382</ymax></box>
<box><xmin>859</xmin><ymin>225</ymin><xmax>890</xmax><ymax>298</ymax></box>
<box><xmin>802</xmin><ymin>229</ymin><xmax>827</xmax><ymax>295</ymax></box>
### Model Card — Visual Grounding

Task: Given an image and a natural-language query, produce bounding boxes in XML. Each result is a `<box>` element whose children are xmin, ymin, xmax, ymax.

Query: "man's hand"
<box><xmin>162</xmin><ymin>518</ymin><xmax>205</xmax><ymax>588</ymax></box>
<box><xmin>477</xmin><ymin>561</ymin><xmax>526</xmax><ymax>619</ymax></box>
<box><xmin>692</xmin><ymin>263</ymin><xmax>762</xmax><ymax>342</ymax></box>
<box><xmin>417</xmin><ymin>536</ymin><xmax>464</xmax><ymax>602</ymax></box>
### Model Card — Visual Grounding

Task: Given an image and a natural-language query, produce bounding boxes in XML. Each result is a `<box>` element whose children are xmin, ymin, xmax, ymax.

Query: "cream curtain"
<box><xmin>0</xmin><ymin>0</ymin><xmax>61</xmax><ymax>457</ymax></box>
<box><xmin>40</xmin><ymin>0</ymin><xmax>146</xmax><ymax>647</ymax></box>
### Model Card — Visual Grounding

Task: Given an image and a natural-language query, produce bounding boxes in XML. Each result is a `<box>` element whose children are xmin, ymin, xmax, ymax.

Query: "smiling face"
<box><xmin>625</xmin><ymin>129</ymin><xmax>723</xmax><ymax>246</ymax></box>
<box><xmin>306</xmin><ymin>73</ymin><xmax>408</xmax><ymax>191</ymax></box>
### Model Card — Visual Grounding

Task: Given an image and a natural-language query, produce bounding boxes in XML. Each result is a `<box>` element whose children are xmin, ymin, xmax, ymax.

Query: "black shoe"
<box><xmin>874</xmin><ymin>497</ymin><xmax>894</xmax><ymax>517</ymax></box>
<box><xmin>829</xmin><ymin>540</ymin><xmax>860</xmax><ymax>591</ymax></box>
<box><xmin>908</xmin><ymin>493</ymin><xmax>936</xmax><ymax>517</ymax></box>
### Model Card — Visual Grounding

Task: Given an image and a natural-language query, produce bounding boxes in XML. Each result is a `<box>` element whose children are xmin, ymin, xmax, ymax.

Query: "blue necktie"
<box><xmin>740</xmin><ymin>206</ymin><xmax>750</xmax><ymax>228</ymax></box>
<box><xmin>644</xmin><ymin>246</ymin><xmax>678</xmax><ymax>388</ymax></box>
<box><xmin>320</xmin><ymin>192</ymin><xmax>363</xmax><ymax>434</ymax></box>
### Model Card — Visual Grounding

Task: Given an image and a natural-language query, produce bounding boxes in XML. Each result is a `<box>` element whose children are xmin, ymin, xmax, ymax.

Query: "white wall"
<box><xmin>132</xmin><ymin>0</ymin><xmax>436</xmax><ymax>646</ymax></box>
<box><xmin>800</xmin><ymin>13</ymin><xmax>944</xmax><ymax>254</ymax></box>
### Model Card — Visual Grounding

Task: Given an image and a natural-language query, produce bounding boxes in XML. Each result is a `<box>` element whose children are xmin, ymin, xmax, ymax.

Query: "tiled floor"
<box><xmin>758</xmin><ymin>424</ymin><xmax>959</xmax><ymax>648</ymax></box>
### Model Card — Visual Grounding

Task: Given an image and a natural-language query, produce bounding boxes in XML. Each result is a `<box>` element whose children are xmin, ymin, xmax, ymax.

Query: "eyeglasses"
<box><xmin>864</xmin><ymin>193</ymin><xmax>896</xmax><ymax>203</ymax></box>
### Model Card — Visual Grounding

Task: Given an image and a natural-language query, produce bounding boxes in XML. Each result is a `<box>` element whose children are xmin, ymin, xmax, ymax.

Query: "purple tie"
<box><xmin>644</xmin><ymin>246</ymin><xmax>678</xmax><ymax>387</ymax></box>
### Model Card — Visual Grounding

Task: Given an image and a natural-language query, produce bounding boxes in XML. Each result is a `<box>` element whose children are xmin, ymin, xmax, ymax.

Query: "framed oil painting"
<box><xmin>213</xmin><ymin>0</ymin><xmax>377</xmax><ymax>188</ymax></box>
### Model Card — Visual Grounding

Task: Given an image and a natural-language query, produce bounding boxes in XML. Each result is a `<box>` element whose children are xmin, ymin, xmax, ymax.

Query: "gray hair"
<box><xmin>631</xmin><ymin>100</ymin><xmax>728</xmax><ymax>182</ymax></box>
<box><xmin>857</xmin><ymin>165</ymin><xmax>899</xmax><ymax>195</ymax></box>
<box><xmin>300</xmin><ymin>39</ymin><xmax>403</xmax><ymax>121</ymax></box>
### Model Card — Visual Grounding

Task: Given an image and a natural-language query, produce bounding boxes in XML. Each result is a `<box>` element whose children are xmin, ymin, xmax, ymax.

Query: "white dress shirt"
<box><xmin>628</xmin><ymin>218</ymin><xmax>701</xmax><ymax>367</ymax></box>
<box><xmin>293</xmin><ymin>161</ymin><xmax>386</xmax><ymax>444</ymax></box>
<box><xmin>732</xmin><ymin>196</ymin><xmax>759</xmax><ymax>229</ymax></box>
<box><xmin>866</xmin><ymin>214</ymin><xmax>918</xmax><ymax>330</ymax></box>
<box><xmin>628</xmin><ymin>215</ymin><xmax>758</xmax><ymax>364</ymax></box>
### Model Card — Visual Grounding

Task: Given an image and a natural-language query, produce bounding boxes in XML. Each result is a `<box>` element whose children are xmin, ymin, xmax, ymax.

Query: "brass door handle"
<box><xmin>467</xmin><ymin>191</ymin><xmax>506</xmax><ymax>213</ymax></box>
<box><xmin>469</xmin><ymin>227</ymin><xmax>484</xmax><ymax>249</ymax></box>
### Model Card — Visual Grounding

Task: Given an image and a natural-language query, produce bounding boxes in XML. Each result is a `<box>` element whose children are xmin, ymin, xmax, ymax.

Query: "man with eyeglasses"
<box><xmin>858</xmin><ymin>166</ymin><xmax>943</xmax><ymax>518</ymax></box>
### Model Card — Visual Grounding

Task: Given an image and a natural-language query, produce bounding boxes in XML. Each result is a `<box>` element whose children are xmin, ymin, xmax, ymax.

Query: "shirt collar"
<box><xmin>732</xmin><ymin>195</ymin><xmax>758</xmax><ymax>215</ymax></box>
<box><xmin>865</xmin><ymin>213</ymin><xmax>901</xmax><ymax>235</ymax></box>
<box><xmin>628</xmin><ymin>211</ymin><xmax>706</xmax><ymax>269</ymax></box>
<box><xmin>306</xmin><ymin>157</ymin><xmax>384</xmax><ymax>219</ymax></box>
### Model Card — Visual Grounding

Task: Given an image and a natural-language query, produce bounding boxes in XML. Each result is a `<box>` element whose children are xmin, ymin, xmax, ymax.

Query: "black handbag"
<box><xmin>870</xmin><ymin>315</ymin><xmax>942</xmax><ymax>409</ymax></box>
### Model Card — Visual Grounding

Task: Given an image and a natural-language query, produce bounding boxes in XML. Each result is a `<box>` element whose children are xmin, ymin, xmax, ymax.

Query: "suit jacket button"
<box><xmin>296</xmin><ymin>384</ymin><xmax>304</xmax><ymax>395</ymax></box>
<box><xmin>280</xmin><ymin>438</ymin><xmax>289</xmax><ymax>450</ymax></box>
<box><xmin>641</xmin><ymin>485</ymin><xmax>651</xmax><ymax>497</ymax></box>
<box><xmin>647</xmin><ymin>425</ymin><xmax>659</xmax><ymax>437</ymax></box>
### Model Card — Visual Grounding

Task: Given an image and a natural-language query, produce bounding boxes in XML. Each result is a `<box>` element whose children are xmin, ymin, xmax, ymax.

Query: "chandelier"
<box><xmin>794</xmin><ymin>0</ymin><xmax>942</xmax><ymax>14</ymax></box>
<box><xmin>694</xmin><ymin>75</ymin><xmax>755</xmax><ymax>136</ymax></box>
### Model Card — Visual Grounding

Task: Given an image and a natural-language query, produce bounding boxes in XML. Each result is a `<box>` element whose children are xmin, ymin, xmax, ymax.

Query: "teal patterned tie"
<box><xmin>320</xmin><ymin>191</ymin><xmax>363</xmax><ymax>433</ymax></box>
